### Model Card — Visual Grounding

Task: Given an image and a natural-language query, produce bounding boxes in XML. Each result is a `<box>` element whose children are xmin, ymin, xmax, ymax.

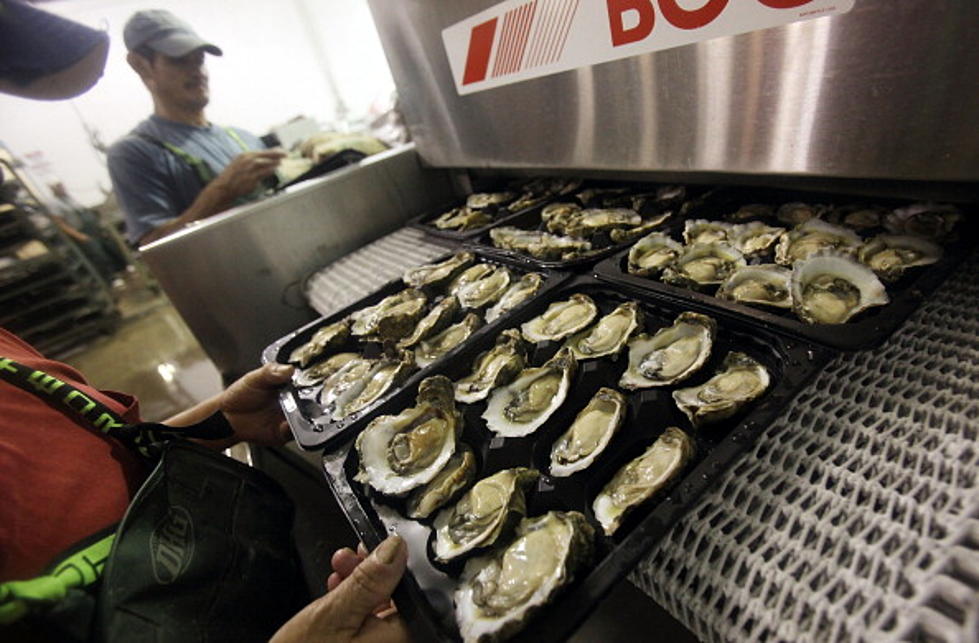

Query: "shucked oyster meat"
<box><xmin>486</xmin><ymin>272</ymin><xmax>544</xmax><ymax>323</ymax></box>
<box><xmin>489</xmin><ymin>226</ymin><xmax>592</xmax><ymax>261</ymax></box>
<box><xmin>467</xmin><ymin>191</ymin><xmax>515</xmax><ymax>210</ymax></box>
<box><xmin>433</xmin><ymin>467</ymin><xmax>539</xmax><ymax>563</ymax></box>
<box><xmin>673</xmin><ymin>352</ymin><xmax>770</xmax><ymax>427</ymax></box>
<box><xmin>774</xmin><ymin>218</ymin><xmax>862</xmax><ymax>266</ymax></box>
<box><xmin>482</xmin><ymin>348</ymin><xmax>577</xmax><ymax>438</ymax></box>
<box><xmin>433</xmin><ymin>206</ymin><xmax>493</xmax><ymax>231</ymax></box>
<box><xmin>592</xmin><ymin>427</ymin><xmax>693</xmax><ymax>536</ymax></box>
<box><xmin>521</xmin><ymin>293</ymin><xmax>598</xmax><ymax>343</ymax></box>
<box><xmin>791</xmin><ymin>251</ymin><xmax>889</xmax><ymax>324</ymax></box>
<box><xmin>716</xmin><ymin>264</ymin><xmax>793</xmax><ymax>309</ymax></box>
<box><xmin>884</xmin><ymin>203</ymin><xmax>961</xmax><ymax>240</ymax></box>
<box><xmin>550</xmin><ymin>388</ymin><xmax>626</xmax><ymax>477</ymax></box>
<box><xmin>398</xmin><ymin>295</ymin><xmax>460</xmax><ymax>349</ymax></box>
<box><xmin>455</xmin><ymin>511</ymin><xmax>594</xmax><ymax>643</ymax></box>
<box><xmin>627</xmin><ymin>231</ymin><xmax>683</xmax><ymax>277</ymax></box>
<box><xmin>293</xmin><ymin>351</ymin><xmax>359</xmax><ymax>388</ymax></box>
<box><xmin>407</xmin><ymin>445</ymin><xmax>477</xmax><ymax>520</ymax></box>
<box><xmin>662</xmin><ymin>243</ymin><xmax>746</xmax><ymax>290</ymax></box>
<box><xmin>729</xmin><ymin>221</ymin><xmax>785</xmax><ymax>258</ymax></box>
<box><xmin>288</xmin><ymin>318</ymin><xmax>351</xmax><ymax>367</ymax></box>
<box><xmin>403</xmin><ymin>252</ymin><xmax>475</xmax><ymax>290</ymax></box>
<box><xmin>415</xmin><ymin>313</ymin><xmax>483</xmax><ymax>368</ymax></box>
<box><xmin>450</xmin><ymin>264</ymin><xmax>496</xmax><ymax>296</ymax></box>
<box><xmin>455</xmin><ymin>266</ymin><xmax>512</xmax><ymax>309</ymax></box>
<box><xmin>455</xmin><ymin>329</ymin><xmax>527</xmax><ymax>404</ymax></box>
<box><xmin>620</xmin><ymin>311</ymin><xmax>716</xmax><ymax>390</ymax></box>
<box><xmin>683</xmin><ymin>219</ymin><xmax>732</xmax><ymax>246</ymax></box>
<box><xmin>349</xmin><ymin>288</ymin><xmax>428</xmax><ymax>340</ymax></box>
<box><xmin>332</xmin><ymin>348</ymin><xmax>415</xmax><ymax>420</ymax></box>
<box><xmin>320</xmin><ymin>356</ymin><xmax>375</xmax><ymax>408</ymax></box>
<box><xmin>857</xmin><ymin>234</ymin><xmax>942</xmax><ymax>282</ymax></box>
<box><xmin>608</xmin><ymin>211</ymin><xmax>673</xmax><ymax>244</ymax></box>
<box><xmin>355</xmin><ymin>376</ymin><xmax>461</xmax><ymax>496</ymax></box>
<box><xmin>564</xmin><ymin>301</ymin><xmax>642</xmax><ymax>360</ymax></box>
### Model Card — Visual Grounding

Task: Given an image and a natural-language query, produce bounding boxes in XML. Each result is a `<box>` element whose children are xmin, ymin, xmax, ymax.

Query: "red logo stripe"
<box><xmin>462</xmin><ymin>18</ymin><xmax>498</xmax><ymax>85</ymax></box>
<box><xmin>492</xmin><ymin>8</ymin><xmax>515</xmax><ymax>77</ymax></box>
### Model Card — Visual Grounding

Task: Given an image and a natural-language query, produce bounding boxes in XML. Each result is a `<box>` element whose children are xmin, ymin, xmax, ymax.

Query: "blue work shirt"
<box><xmin>106</xmin><ymin>114</ymin><xmax>265</xmax><ymax>244</ymax></box>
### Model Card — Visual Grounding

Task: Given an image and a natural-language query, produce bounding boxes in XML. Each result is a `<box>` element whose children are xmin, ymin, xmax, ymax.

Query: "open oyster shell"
<box><xmin>729</xmin><ymin>221</ymin><xmax>785</xmax><ymax>258</ymax></box>
<box><xmin>825</xmin><ymin>205</ymin><xmax>886</xmax><ymax>232</ymax></box>
<box><xmin>662</xmin><ymin>243</ymin><xmax>746</xmax><ymax>290</ymax></box>
<box><xmin>858</xmin><ymin>234</ymin><xmax>942</xmax><ymax>282</ymax></box>
<box><xmin>416</xmin><ymin>313</ymin><xmax>483</xmax><ymax>367</ymax></box>
<box><xmin>434</xmin><ymin>207</ymin><xmax>493</xmax><ymax>231</ymax></box>
<box><xmin>333</xmin><ymin>348</ymin><xmax>415</xmax><ymax>420</ymax></box>
<box><xmin>486</xmin><ymin>273</ymin><xmax>544</xmax><ymax>323</ymax></box>
<box><xmin>521</xmin><ymin>293</ymin><xmax>598</xmax><ymax>343</ymax></box>
<box><xmin>683</xmin><ymin>219</ymin><xmax>732</xmax><ymax>246</ymax></box>
<box><xmin>398</xmin><ymin>295</ymin><xmax>460</xmax><ymax>349</ymax></box>
<box><xmin>403</xmin><ymin>252</ymin><xmax>475</xmax><ymax>290</ymax></box>
<box><xmin>407</xmin><ymin>446</ymin><xmax>477</xmax><ymax>520</ymax></box>
<box><xmin>726</xmin><ymin>203</ymin><xmax>774</xmax><ymax>222</ymax></box>
<box><xmin>791</xmin><ymin>251</ymin><xmax>890</xmax><ymax>324</ymax></box>
<box><xmin>619</xmin><ymin>311</ymin><xmax>716</xmax><ymax>390</ymax></box>
<box><xmin>673</xmin><ymin>352</ymin><xmax>770</xmax><ymax>427</ymax></box>
<box><xmin>354</xmin><ymin>376</ymin><xmax>461</xmax><ymax>496</ymax></box>
<box><xmin>716</xmin><ymin>264</ymin><xmax>793</xmax><ymax>309</ymax></box>
<box><xmin>627</xmin><ymin>231</ymin><xmax>683</xmax><ymax>277</ymax></box>
<box><xmin>450</xmin><ymin>264</ymin><xmax>496</xmax><ymax>296</ymax></box>
<box><xmin>433</xmin><ymin>467</ymin><xmax>540</xmax><ymax>563</ymax></box>
<box><xmin>884</xmin><ymin>203</ymin><xmax>961</xmax><ymax>240</ymax></box>
<box><xmin>559</xmin><ymin>208</ymin><xmax>642</xmax><ymax>238</ymax></box>
<box><xmin>564</xmin><ymin>301</ymin><xmax>642</xmax><ymax>360</ymax></box>
<box><xmin>293</xmin><ymin>351</ymin><xmax>359</xmax><ymax>388</ymax></box>
<box><xmin>455</xmin><ymin>511</ymin><xmax>594</xmax><ymax>643</ymax></box>
<box><xmin>541</xmin><ymin>202</ymin><xmax>581</xmax><ymax>229</ymax></box>
<box><xmin>592</xmin><ymin>427</ymin><xmax>693</xmax><ymax>536</ymax></box>
<box><xmin>350</xmin><ymin>288</ymin><xmax>428</xmax><ymax>340</ymax></box>
<box><xmin>456</xmin><ymin>266</ymin><xmax>512</xmax><ymax>309</ymax></box>
<box><xmin>489</xmin><ymin>227</ymin><xmax>592</xmax><ymax>261</ymax></box>
<box><xmin>774</xmin><ymin>218</ymin><xmax>862</xmax><ymax>266</ymax></box>
<box><xmin>776</xmin><ymin>202</ymin><xmax>826</xmax><ymax>226</ymax></box>
<box><xmin>609</xmin><ymin>211</ymin><xmax>673</xmax><ymax>244</ymax></box>
<box><xmin>550</xmin><ymin>388</ymin><xmax>626</xmax><ymax>477</ymax></box>
<box><xmin>320</xmin><ymin>356</ymin><xmax>376</xmax><ymax>408</ymax></box>
<box><xmin>288</xmin><ymin>318</ymin><xmax>351</xmax><ymax>367</ymax></box>
<box><xmin>455</xmin><ymin>329</ymin><xmax>527</xmax><ymax>404</ymax></box>
<box><xmin>482</xmin><ymin>348</ymin><xmax>577</xmax><ymax>438</ymax></box>
<box><xmin>467</xmin><ymin>191</ymin><xmax>515</xmax><ymax>210</ymax></box>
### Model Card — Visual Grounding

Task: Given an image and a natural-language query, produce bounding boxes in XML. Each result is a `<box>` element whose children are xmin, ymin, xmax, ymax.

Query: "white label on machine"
<box><xmin>443</xmin><ymin>0</ymin><xmax>854</xmax><ymax>95</ymax></box>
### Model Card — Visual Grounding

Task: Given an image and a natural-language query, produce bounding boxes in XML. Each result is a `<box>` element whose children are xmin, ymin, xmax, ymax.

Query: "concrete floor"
<box><xmin>58</xmin><ymin>278</ymin><xmax>698</xmax><ymax>642</ymax></box>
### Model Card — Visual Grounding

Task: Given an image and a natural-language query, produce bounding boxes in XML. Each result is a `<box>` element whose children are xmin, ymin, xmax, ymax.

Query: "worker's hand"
<box><xmin>271</xmin><ymin>535</ymin><xmax>411</xmax><ymax>643</ymax></box>
<box><xmin>219</xmin><ymin>362</ymin><xmax>294</xmax><ymax>445</ymax></box>
<box><xmin>209</xmin><ymin>149</ymin><xmax>285</xmax><ymax>200</ymax></box>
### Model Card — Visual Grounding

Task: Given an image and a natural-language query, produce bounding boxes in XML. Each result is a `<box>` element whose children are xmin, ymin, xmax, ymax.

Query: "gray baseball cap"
<box><xmin>123</xmin><ymin>9</ymin><xmax>222</xmax><ymax>57</ymax></box>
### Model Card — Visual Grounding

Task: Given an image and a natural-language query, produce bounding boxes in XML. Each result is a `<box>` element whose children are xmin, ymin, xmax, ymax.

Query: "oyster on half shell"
<box><xmin>456</xmin><ymin>266</ymin><xmax>512</xmax><ymax>309</ymax></box>
<box><xmin>403</xmin><ymin>252</ymin><xmax>475</xmax><ymax>290</ymax></box>
<box><xmin>455</xmin><ymin>511</ymin><xmax>594</xmax><ymax>643</ymax></box>
<box><xmin>661</xmin><ymin>243</ymin><xmax>746</xmax><ymax>290</ymax></box>
<box><xmin>450</xmin><ymin>264</ymin><xmax>496</xmax><ymax>296</ymax></box>
<box><xmin>560</xmin><ymin>208</ymin><xmax>642</xmax><ymax>238</ymax></box>
<box><xmin>482</xmin><ymin>348</ymin><xmax>577</xmax><ymax>437</ymax></box>
<box><xmin>683</xmin><ymin>219</ymin><xmax>732</xmax><ymax>246</ymax></box>
<box><xmin>550</xmin><ymin>388</ymin><xmax>626</xmax><ymax>477</ymax></box>
<box><xmin>774</xmin><ymin>218</ymin><xmax>862</xmax><ymax>266</ymax></box>
<box><xmin>619</xmin><ymin>311</ymin><xmax>716</xmax><ymax>390</ymax></box>
<box><xmin>486</xmin><ymin>273</ymin><xmax>544</xmax><ymax>323</ymax></box>
<box><xmin>564</xmin><ymin>301</ymin><xmax>642</xmax><ymax>360</ymax></box>
<box><xmin>884</xmin><ymin>203</ymin><xmax>961</xmax><ymax>240</ymax></box>
<box><xmin>455</xmin><ymin>329</ymin><xmax>527</xmax><ymax>404</ymax></box>
<box><xmin>398</xmin><ymin>295</ymin><xmax>460</xmax><ymax>349</ymax></box>
<box><xmin>354</xmin><ymin>376</ymin><xmax>461</xmax><ymax>496</ymax></box>
<box><xmin>320</xmin><ymin>356</ymin><xmax>375</xmax><ymax>408</ymax></box>
<box><xmin>288</xmin><ymin>318</ymin><xmax>351</xmax><ymax>367</ymax></box>
<box><xmin>521</xmin><ymin>294</ymin><xmax>598</xmax><ymax>343</ymax></box>
<box><xmin>858</xmin><ymin>234</ymin><xmax>942</xmax><ymax>282</ymax></box>
<box><xmin>673</xmin><ymin>352</ymin><xmax>770</xmax><ymax>427</ymax></box>
<box><xmin>609</xmin><ymin>211</ymin><xmax>673</xmax><ymax>244</ymax></box>
<box><xmin>468</xmin><ymin>191</ymin><xmax>515</xmax><ymax>210</ymax></box>
<box><xmin>729</xmin><ymin>221</ymin><xmax>785</xmax><ymax>258</ymax></box>
<box><xmin>350</xmin><ymin>289</ymin><xmax>428</xmax><ymax>340</ymax></box>
<box><xmin>293</xmin><ymin>351</ymin><xmax>359</xmax><ymax>388</ymax></box>
<box><xmin>627</xmin><ymin>231</ymin><xmax>683</xmax><ymax>277</ymax></box>
<box><xmin>433</xmin><ymin>467</ymin><xmax>540</xmax><ymax>563</ymax></box>
<box><xmin>592</xmin><ymin>427</ymin><xmax>693</xmax><ymax>535</ymax></box>
<box><xmin>332</xmin><ymin>348</ymin><xmax>415</xmax><ymax>420</ymax></box>
<box><xmin>433</xmin><ymin>207</ymin><xmax>493</xmax><ymax>231</ymax></box>
<box><xmin>791</xmin><ymin>251</ymin><xmax>889</xmax><ymax>324</ymax></box>
<box><xmin>415</xmin><ymin>313</ymin><xmax>483</xmax><ymax>367</ymax></box>
<box><xmin>716</xmin><ymin>264</ymin><xmax>793</xmax><ymax>309</ymax></box>
<box><xmin>407</xmin><ymin>445</ymin><xmax>477</xmax><ymax>520</ymax></box>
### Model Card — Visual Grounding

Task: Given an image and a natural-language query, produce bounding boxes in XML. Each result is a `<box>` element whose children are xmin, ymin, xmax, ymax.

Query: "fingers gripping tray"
<box><xmin>319</xmin><ymin>277</ymin><xmax>833</xmax><ymax>643</ymax></box>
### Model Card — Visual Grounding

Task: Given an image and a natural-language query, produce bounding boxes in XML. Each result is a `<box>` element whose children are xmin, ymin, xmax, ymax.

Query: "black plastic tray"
<box><xmin>263</xmin><ymin>252</ymin><xmax>570</xmax><ymax>450</ymax></box>
<box><xmin>407</xmin><ymin>196</ymin><xmax>554</xmax><ymax>242</ymax></box>
<box><xmin>275</xmin><ymin>148</ymin><xmax>367</xmax><ymax>192</ymax></box>
<box><xmin>593</xmin><ymin>203</ymin><xmax>976</xmax><ymax>351</ymax></box>
<box><xmin>319</xmin><ymin>277</ymin><xmax>834</xmax><ymax>643</ymax></box>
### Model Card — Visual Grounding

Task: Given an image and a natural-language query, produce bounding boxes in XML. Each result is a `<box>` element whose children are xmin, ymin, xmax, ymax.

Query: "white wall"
<box><xmin>0</xmin><ymin>0</ymin><xmax>395</xmax><ymax>206</ymax></box>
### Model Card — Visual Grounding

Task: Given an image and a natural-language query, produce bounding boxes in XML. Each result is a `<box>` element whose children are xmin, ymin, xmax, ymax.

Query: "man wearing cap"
<box><xmin>106</xmin><ymin>9</ymin><xmax>285</xmax><ymax>246</ymax></box>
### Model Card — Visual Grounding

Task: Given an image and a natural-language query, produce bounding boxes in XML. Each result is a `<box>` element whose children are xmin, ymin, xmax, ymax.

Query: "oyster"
<box><xmin>774</xmin><ymin>218</ymin><xmax>862</xmax><ymax>266</ymax></box>
<box><xmin>455</xmin><ymin>511</ymin><xmax>594</xmax><ymax>643</ymax></box>
<box><xmin>776</xmin><ymin>202</ymin><xmax>825</xmax><ymax>226</ymax></box>
<box><xmin>320</xmin><ymin>356</ymin><xmax>376</xmax><ymax>408</ymax></box>
<box><xmin>456</xmin><ymin>266</ymin><xmax>512</xmax><ymax>309</ymax></box>
<box><xmin>661</xmin><ymin>243</ymin><xmax>746</xmax><ymax>290</ymax></box>
<box><xmin>485</xmin><ymin>273</ymin><xmax>544</xmax><ymax>323</ymax></box>
<box><xmin>403</xmin><ymin>252</ymin><xmax>475</xmax><ymax>290</ymax></box>
<box><xmin>293</xmin><ymin>351</ymin><xmax>359</xmax><ymax>388</ymax></box>
<box><xmin>455</xmin><ymin>329</ymin><xmax>527</xmax><ymax>404</ymax></box>
<box><xmin>884</xmin><ymin>203</ymin><xmax>961</xmax><ymax>240</ymax></box>
<box><xmin>726</xmin><ymin>203</ymin><xmax>774</xmax><ymax>222</ymax></box>
<box><xmin>434</xmin><ymin>206</ymin><xmax>494</xmax><ymax>231</ymax></box>
<box><xmin>608</xmin><ymin>212</ymin><xmax>673</xmax><ymax>244</ymax></box>
<box><xmin>541</xmin><ymin>202</ymin><xmax>582</xmax><ymax>229</ymax></box>
<box><xmin>489</xmin><ymin>227</ymin><xmax>592</xmax><ymax>261</ymax></box>
<box><xmin>482</xmin><ymin>348</ymin><xmax>577</xmax><ymax>437</ymax></box>
<box><xmin>683</xmin><ymin>219</ymin><xmax>732</xmax><ymax>245</ymax></box>
<box><xmin>415</xmin><ymin>313</ymin><xmax>483</xmax><ymax>367</ymax></box>
<box><xmin>560</xmin><ymin>208</ymin><xmax>642</xmax><ymax>238</ymax></box>
<box><xmin>729</xmin><ymin>221</ymin><xmax>785</xmax><ymax>258</ymax></box>
<box><xmin>791</xmin><ymin>251</ymin><xmax>889</xmax><ymax>324</ymax></box>
<box><xmin>564</xmin><ymin>301</ymin><xmax>642</xmax><ymax>360</ymax></box>
<box><xmin>398</xmin><ymin>295</ymin><xmax>460</xmax><ymax>349</ymax></box>
<box><xmin>354</xmin><ymin>376</ymin><xmax>461</xmax><ymax>496</ymax></box>
<box><xmin>716</xmin><ymin>264</ymin><xmax>793</xmax><ymax>309</ymax></box>
<box><xmin>450</xmin><ymin>264</ymin><xmax>496</xmax><ymax>295</ymax></box>
<box><xmin>592</xmin><ymin>427</ymin><xmax>694</xmax><ymax>536</ymax></box>
<box><xmin>673</xmin><ymin>352</ymin><xmax>770</xmax><ymax>427</ymax></box>
<box><xmin>626</xmin><ymin>231</ymin><xmax>683</xmax><ymax>277</ymax></box>
<box><xmin>550</xmin><ymin>388</ymin><xmax>627</xmax><ymax>477</ymax></box>
<box><xmin>826</xmin><ymin>205</ymin><xmax>886</xmax><ymax>231</ymax></box>
<box><xmin>467</xmin><ymin>191</ymin><xmax>515</xmax><ymax>210</ymax></box>
<box><xmin>332</xmin><ymin>348</ymin><xmax>415</xmax><ymax>420</ymax></box>
<box><xmin>521</xmin><ymin>294</ymin><xmax>598</xmax><ymax>343</ymax></box>
<box><xmin>858</xmin><ymin>234</ymin><xmax>942</xmax><ymax>282</ymax></box>
<box><xmin>350</xmin><ymin>289</ymin><xmax>428</xmax><ymax>340</ymax></box>
<box><xmin>407</xmin><ymin>446</ymin><xmax>477</xmax><ymax>520</ymax></box>
<box><xmin>433</xmin><ymin>467</ymin><xmax>540</xmax><ymax>562</ymax></box>
<box><xmin>576</xmin><ymin>187</ymin><xmax>629</xmax><ymax>206</ymax></box>
<box><xmin>288</xmin><ymin>318</ymin><xmax>351</xmax><ymax>367</ymax></box>
<box><xmin>619</xmin><ymin>311</ymin><xmax>716</xmax><ymax>390</ymax></box>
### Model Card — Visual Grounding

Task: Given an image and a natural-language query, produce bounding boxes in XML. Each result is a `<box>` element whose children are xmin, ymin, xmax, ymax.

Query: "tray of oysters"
<box><xmin>320</xmin><ymin>278</ymin><xmax>832</xmax><ymax>643</ymax></box>
<box><xmin>263</xmin><ymin>251</ymin><xmax>570</xmax><ymax>450</ymax></box>
<box><xmin>594</xmin><ymin>189</ymin><xmax>971</xmax><ymax>351</ymax></box>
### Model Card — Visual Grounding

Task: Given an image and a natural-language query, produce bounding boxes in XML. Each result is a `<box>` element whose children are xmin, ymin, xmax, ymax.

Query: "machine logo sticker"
<box><xmin>150</xmin><ymin>506</ymin><xmax>195</xmax><ymax>584</ymax></box>
<box><xmin>444</xmin><ymin>0</ymin><xmax>854</xmax><ymax>95</ymax></box>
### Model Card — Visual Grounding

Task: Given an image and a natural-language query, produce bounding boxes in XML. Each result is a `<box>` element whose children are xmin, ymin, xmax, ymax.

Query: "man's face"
<box><xmin>144</xmin><ymin>49</ymin><xmax>209</xmax><ymax>111</ymax></box>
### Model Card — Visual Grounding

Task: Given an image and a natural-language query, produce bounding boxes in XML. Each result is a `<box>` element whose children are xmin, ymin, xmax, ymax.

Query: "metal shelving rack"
<box><xmin>0</xmin><ymin>158</ymin><xmax>118</xmax><ymax>356</ymax></box>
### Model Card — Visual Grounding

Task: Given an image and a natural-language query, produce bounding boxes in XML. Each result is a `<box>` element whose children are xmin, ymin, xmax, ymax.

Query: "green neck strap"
<box><xmin>137</xmin><ymin>127</ymin><xmax>251</xmax><ymax>187</ymax></box>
